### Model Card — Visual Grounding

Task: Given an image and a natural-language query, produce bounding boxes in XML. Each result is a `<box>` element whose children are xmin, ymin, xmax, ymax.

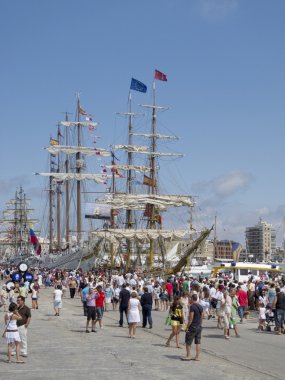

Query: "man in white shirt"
<box><xmin>129</xmin><ymin>277</ymin><xmax>137</xmax><ymax>287</ymax></box>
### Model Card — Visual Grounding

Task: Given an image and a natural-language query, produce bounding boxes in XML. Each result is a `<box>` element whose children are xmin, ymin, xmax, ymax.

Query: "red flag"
<box><xmin>154</xmin><ymin>69</ymin><xmax>167</xmax><ymax>81</ymax></box>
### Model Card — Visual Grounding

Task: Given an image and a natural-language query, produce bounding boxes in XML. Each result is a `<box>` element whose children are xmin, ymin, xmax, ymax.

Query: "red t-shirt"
<box><xmin>165</xmin><ymin>283</ymin><xmax>173</xmax><ymax>296</ymax></box>
<box><xmin>237</xmin><ymin>290</ymin><xmax>248</xmax><ymax>306</ymax></box>
<box><xmin>96</xmin><ymin>291</ymin><xmax>105</xmax><ymax>307</ymax></box>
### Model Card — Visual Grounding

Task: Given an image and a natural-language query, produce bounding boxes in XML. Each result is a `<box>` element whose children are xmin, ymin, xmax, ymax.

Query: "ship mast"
<box><xmin>65</xmin><ymin>112</ymin><xmax>70</xmax><ymax>251</ymax></box>
<box><xmin>149</xmin><ymin>82</ymin><xmax>157</xmax><ymax>267</ymax></box>
<box><xmin>110</xmin><ymin>151</ymin><xmax>116</xmax><ymax>268</ymax></box>
<box><xmin>76</xmin><ymin>95</ymin><xmax>82</xmax><ymax>245</ymax></box>
<box><xmin>49</xmin><ymin>144</ymin><xmax>54</xmax><ymax>253</ymax></box>
<box><xmin>126</xmin><ymin>93</ymin><xmax>134</xmax><ymax>268</ymax></box>
<box><xmin>56</xmin><ymin>124</ymin><xmax>62</xmax><ymax>251</ymax></box>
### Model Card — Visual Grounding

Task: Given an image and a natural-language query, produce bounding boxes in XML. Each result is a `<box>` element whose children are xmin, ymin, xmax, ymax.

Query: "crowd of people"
<box><xmin>0</xmin><ymin>265</ymin><xmax>285</xmax><ymax>363</ymax></box>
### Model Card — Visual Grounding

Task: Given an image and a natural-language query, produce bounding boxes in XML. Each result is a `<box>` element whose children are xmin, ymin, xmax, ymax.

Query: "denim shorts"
<box><xmin>96</xmin><ymin>306</ymin><xmax>104</xmax><ymax>320</ymax></box>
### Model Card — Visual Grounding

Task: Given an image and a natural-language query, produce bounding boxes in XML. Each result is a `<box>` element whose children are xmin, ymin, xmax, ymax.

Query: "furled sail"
<box><xmin>60</xmin><ymin>121</ymin><xmax>97</xmax><ymax>128</ymax></box>
<box><xmin>112</xmin><ymin>145</ymin><xmax>148</xmax><ymax>152</ymax></box>
<box><xmin>35</xmin><ymin>172</ymin><xmax>112</xmax><ymax>183</ymax></box>
<box><xmin>105</xmin><ymin>164</ymin><xmax>150</xmax><ymax>173</ymax></box>
<box><xmin>132</xmin><ymin>133</ymin><xmax>178</xmax><ymax>140</ymax></box>
<box><xmin>91</xmin><ymin>229</ymin><xmax>190</xmax><ymax>243</ymax></box>
<box><xmin>127</xmin><ymin>150</ymin><xmax>184</xmax><ymax>157</ymax></box>
<box><xmin>46</xmin><ymin>145</ymin><xmax>111</xmax><ymax>157</ymax></box>
<box><xmin>95</xmin><ymin>194</ymin><xmax>193</xmax><ymax>208</ymax></box>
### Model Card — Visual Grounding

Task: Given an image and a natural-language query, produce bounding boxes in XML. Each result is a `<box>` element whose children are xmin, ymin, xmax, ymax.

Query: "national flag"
<box><xmin>130</xmin><ymin>78</ymin><xmax>147</xmax><ymax>93</ymax></box>
<box><xmin>86</xmin><ymin>117</ymin><xmax>93</xmax><ymax>121</ymax></box>
<box><xmin>143</xmin><ymin>174</ymin><xmax>156</xmax><ymax>187</ymax></box>
<box><xmin>79</xmin><ymin>107</ymin><xmax>88</xmax><ymax>116</ymax></box>
<box><xmin>29</xmin><ymin>228</ymin><xmax>38</xmax><ymax>245</ymax></box>
<box><xmin>154</xmin><ymin>69</ymin><xmax>167</xmax><ymax>81</ymax></box>
<box><xmin>29</xmin><ymin>228</ymin><xmax>41</xmax><ymax>255</ymax></box>
<box><xmin>50</xmin><ymin>138</ymin><xmax>59</xmax><ymax>146</ymax></box>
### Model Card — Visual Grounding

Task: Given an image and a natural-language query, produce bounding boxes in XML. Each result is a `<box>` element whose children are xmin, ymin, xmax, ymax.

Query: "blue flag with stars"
<box><xmin>130</xmin><ymin>78</ymin><xmax>147</xmax><ymax>93</ymax></box>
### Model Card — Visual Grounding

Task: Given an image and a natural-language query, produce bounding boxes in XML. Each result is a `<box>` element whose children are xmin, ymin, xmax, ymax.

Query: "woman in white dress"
<box><xmin>3</xmin><ymin>302</ymin><xmax>23</xmax><ymax>363</ymax></box>
<box><xmin>127</xmin><ymin>292</ymin><xmax>140</xmax><ymax>338</ymax></box>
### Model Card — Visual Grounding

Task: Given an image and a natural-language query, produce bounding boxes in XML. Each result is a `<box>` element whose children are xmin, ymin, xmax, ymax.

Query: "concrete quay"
<box><xmin>1</xmin><ymin>287</ymin><xmax>284</xmax><ymax>380</ymax></box>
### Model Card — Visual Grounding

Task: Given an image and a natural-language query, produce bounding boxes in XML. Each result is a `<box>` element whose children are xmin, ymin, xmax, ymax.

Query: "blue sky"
<box><xmin>0</xmin><ymin>0</ymin><xmax>285</xmax><ymax>245</ymax></box>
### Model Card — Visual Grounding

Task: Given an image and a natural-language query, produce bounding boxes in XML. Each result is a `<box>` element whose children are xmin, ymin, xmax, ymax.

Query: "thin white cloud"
<box><xmin>198</xmin><ymin>0</ymin><xmax>238</xmax><ymax>19</ymax></box>
<box><xmin>192</xmin><ymin>170</ymin><xmax>254</xmax><ymax>198</ymax></box>
<box><xmin>214</xmin><ymin>171</ymin><xmax>254</xmax><ymax>197</ymax></box>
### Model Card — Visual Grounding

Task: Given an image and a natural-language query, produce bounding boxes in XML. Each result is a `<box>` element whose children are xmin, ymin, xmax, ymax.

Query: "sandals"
<box><xmin>16</xmin><ymin>360</ymin><xmax>25</xmax><ymax>364</ymax></box>
<box><xmin>181</xmin><ymin>357</ymin><xmax>191</xmax><ymax>361</ymax></box>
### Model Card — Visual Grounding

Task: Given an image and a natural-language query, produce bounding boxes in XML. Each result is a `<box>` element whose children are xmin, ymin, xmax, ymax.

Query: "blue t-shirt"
<box><xmin>81</xmin><ymin>286</ymin><xmax>90</xmax><ymax>302</ymax></box>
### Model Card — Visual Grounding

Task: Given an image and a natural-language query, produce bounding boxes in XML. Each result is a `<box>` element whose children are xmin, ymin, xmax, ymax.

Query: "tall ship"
<box><xmin>0</xmin><ymin>186</ymin><xmax>39</xmax><ymax>263</ymax></box>
<box><xmin>36</xmin><ymin>71</ymin><xmax>211</xmax><ymax>271</ymax></box>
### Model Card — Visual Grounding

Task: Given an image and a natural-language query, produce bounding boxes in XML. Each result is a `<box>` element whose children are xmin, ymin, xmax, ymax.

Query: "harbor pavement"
<box><xmin>0</xmin><ymin>287</ymin><xmax>284</xmax><ymax>380</ymax></box>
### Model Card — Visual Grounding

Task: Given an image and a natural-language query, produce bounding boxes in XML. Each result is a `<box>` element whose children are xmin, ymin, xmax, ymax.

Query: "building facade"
<box><xmin>245</xmin><ymin>220</ymin><xmax>276</xmax><ymax>261</ymax></box>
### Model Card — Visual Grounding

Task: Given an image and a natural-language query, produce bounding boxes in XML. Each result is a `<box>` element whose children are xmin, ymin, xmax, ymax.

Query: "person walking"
<box><xmin>140</xmin><ymin>287</ymin><xmax>153</xmax><ymax>329</ymax></box>
<box><xmin>68</xmin><ymin>276</ymin><xmax>77</xmax><ymax>299</ymax></box>
<box><xmin>85</xmin><ymin>287</ymin><xmax>98</xmax><ymax>333</ymax></box>
<box><xmin>31</xmin><ymin>284</ymin><xmax>39</xmax><ymax>310</ymax></box>
<box><xmin>119</xmin><ymin>284</ymin><xmax>130</xmax><ymax>327</ymax></box>
<box><xmin>229</xmin><ymin>290</ymin><xmax>240</xmax><ymax>337</ymax></box>
<box><xmin>53</xmin><ymin>285</ymin><xmax>63</xmax><ymax>316</ymax></box>
<box><xmin>237</xmin><ymin>285</ymin><xmax>248</xmax><ymax>323</ymax></box>
<box><xmin>81</xmin><ymin>283</ymin><xmax>90</xmax><ymax>317</ymax></box>
<box><xmin>166</xmin><ymin>296</ymin><xmax>184</xmax><ymax>349</ymax></box>
<box><xmin>94</xmin><ymin>285</ymin><xmax>105</xmax><ymax>329</ymax></box>
<box><xmin>181</xmin><ymin>293</ymin><xmax>203</xmax><ymax>361</ymax></box>
<box><xmin>272</xmin><ymin>288</ymin><xmax>285</xmax><ymax>335</ymax></box>
<box><xmin>0</xmin><ymin>285</ymin><xmax>8</xmax><ymax>312</ymax></box>
<box><xmin>15</xmin><ymin>296</ymin><xmax>31</xmax><ymax>357</ymax></box>
<box><xmin>127</xmin><ymin>292</ymin><xmax>140</xmax><ymax>338</ymax></box>
<box><xmin>4</xmin><ymin>302</ymin><xmax>24</xmax><ymax>363</ymax></box>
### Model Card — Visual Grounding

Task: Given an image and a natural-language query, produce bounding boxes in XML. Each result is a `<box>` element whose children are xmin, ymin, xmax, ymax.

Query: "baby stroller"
<box><xmin>265</xmin><ymin>305</ymin><xmax>276</xmax><ymax>332</ymax></box>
